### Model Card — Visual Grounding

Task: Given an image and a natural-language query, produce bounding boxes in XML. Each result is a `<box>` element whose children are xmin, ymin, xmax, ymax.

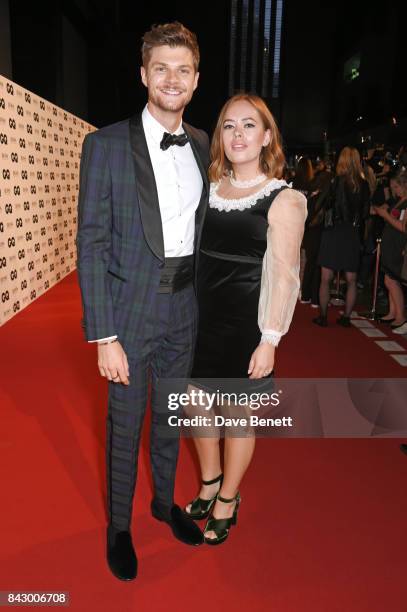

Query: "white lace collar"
<box><xmin>209</xmin><ymin>178</ymin><xmax>290</xmax><ymax>212</ymax></box>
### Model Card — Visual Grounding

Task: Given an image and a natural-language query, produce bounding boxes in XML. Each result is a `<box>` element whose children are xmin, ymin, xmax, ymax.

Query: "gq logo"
<box><xmin>0</xmin><ymin>133</ymin><xmax>8</xmax><ymax>145</ymax></box>
<box><xmin>6</xmin><ymin>83</ymin><xmax>14</xmax><ymax>94</ymax></box>
<box><xmin>2</xmin><ymin>291</ymin><xmax>10</xmax><ymax>303</ymax></box>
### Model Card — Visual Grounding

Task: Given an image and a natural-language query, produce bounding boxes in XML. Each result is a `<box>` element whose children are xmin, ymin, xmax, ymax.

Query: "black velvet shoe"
<box><xmin>312</xmin><ymin>315</ymin><xmax>327</xmax><ymax>327</ymax></box>
<box><xmin>106</xmin><ymin>524</ymin><xmax>137</xmax><ymax>581</ymax></box>
<box><xmin>151</xmin><ymin>502</ymin><xmax>203</xmax><ymax>546</ymax></box>
<box><xmin>336</xmin><ymin>315</ymin><xmax>351</xmax><ymax>327</ymax></box>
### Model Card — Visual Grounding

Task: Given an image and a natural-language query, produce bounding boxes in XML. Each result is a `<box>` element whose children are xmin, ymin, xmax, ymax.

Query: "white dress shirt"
<box><xmin>142</xmin><ymin>105</ymin><xmax>203</xmax><ymax>255</ymax></box>
<box><xmin>92</xmin><ymin>105</ymin><xmax>203</xmax><ymax>343</ymax></box>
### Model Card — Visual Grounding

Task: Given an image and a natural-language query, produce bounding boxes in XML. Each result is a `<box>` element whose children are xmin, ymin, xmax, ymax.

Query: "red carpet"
<box><xmin>1</xmin><ymin>273</ymin><xmax>407</xmax><ymax>611</ymax></box>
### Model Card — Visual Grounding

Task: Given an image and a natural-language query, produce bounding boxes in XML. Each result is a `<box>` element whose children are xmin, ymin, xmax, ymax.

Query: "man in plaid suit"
<box><xmin>77</xmin><ymin>22</ymin><xmax>209</xmax><ymax>581</ymax></box>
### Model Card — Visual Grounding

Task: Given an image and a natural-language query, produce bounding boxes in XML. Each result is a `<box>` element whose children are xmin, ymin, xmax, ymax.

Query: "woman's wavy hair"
<box><xmin>293</xmin><ymin>156</ymin><xmax>314</xmax><ymax>191</ymax></box>
<box><xmin>336</xmin><ymin>147</ymin><xmax>364</xmax><ymax>192</ymax></box>
<box><xmin>391</xmin><ymin>168</ymin><xmax>407</xmax><ymax>193</ymax></box>
<box><xmin>209</xmin><ymin>93</ymin><xmax>285</xmax><ymax>183</ymax></box>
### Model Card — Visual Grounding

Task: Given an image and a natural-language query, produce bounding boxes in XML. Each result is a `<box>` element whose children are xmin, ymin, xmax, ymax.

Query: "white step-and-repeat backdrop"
<box><xmin>0</xmin><ymin>75</ymin><xmax>95</xmax><ymax>326</ymax></box>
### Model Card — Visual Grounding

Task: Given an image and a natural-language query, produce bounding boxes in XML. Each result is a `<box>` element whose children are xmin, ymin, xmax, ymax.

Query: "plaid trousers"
<box><xmin>106</xmin><ymin>284</ymin><xmax>198</xmax><ymax>530</ymax></box>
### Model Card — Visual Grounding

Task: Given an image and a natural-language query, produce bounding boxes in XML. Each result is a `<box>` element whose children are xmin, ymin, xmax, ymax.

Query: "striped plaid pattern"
<box><xmin>76</xmin><ymin>119</ymin><xmax>162</xmax><ymax>344</ymax></box>
<box><xmin>76</xmin><ymin>115</ymin><xmax>209</xmax><ymax>348</ymax></box>
<box><xmin>76</xmin><ymin>114</ymin><xmax>209</xmax><ymax>531</ymax></box>
<box><xmin>106</xmin><ymin>286</ymin><xmax>198</xmax><ymax>530</ymax></box>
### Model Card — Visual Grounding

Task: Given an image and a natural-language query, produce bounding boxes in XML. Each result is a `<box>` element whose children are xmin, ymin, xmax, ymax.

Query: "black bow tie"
<box><xmin>160</xmin><ymin>132</ymin><xmax>188</xmax><ymax>151</ymax></box>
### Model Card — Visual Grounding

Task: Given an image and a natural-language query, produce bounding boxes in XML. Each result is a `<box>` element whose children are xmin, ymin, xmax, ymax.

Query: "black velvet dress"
<box><xmin>192</xmin><ymin>184</ymin><xmax>288</xmax><ymax>381</ymax></box>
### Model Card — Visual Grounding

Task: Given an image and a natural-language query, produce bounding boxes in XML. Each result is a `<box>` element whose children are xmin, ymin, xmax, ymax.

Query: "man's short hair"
<box><xmin>141</xmin><ymin>21</ymin><xmax>200</xmax><ymax>71</ymax></box>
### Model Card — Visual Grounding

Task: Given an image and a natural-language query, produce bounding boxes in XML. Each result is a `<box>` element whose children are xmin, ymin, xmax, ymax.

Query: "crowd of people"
<box><xmin>289</xmin><ymin>146</ymin><xmax>407</xmax><ymax>334</ymax></box>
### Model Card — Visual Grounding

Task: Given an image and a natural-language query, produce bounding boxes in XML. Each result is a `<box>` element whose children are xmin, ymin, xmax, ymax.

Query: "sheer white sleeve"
<box><xmin>258</xmin><ymin>188</ymin><xmax>307</xmax><ymax>346</ymax></box>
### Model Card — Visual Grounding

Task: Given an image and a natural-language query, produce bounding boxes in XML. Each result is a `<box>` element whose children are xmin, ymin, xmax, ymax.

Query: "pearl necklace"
<box><xmin>229</xmin><ymin>172</ymin><xmax>267</xmax><ymax>189</ymax></box>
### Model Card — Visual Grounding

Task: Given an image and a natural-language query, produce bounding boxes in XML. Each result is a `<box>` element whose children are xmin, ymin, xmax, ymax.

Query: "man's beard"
<box><xmin>152</xmin><ymin>90</ymin><xmax>192</xmax><ymax>113</ymax></box>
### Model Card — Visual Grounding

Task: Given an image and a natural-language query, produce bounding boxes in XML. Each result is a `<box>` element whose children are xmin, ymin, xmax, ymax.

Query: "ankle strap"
<box><xmin>217</xmin><ymin>493</ymin><xmax>238</xmax><ymax>504</ymax></box>
<box><xmin>202</xmin><ymin>473</ymin><xmax>223</xmax><ymax>486</ymax></box>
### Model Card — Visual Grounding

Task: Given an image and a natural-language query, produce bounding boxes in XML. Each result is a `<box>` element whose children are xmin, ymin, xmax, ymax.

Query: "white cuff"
<box><xmin>259</xmin><ymin>329</ymin><xmax>282</xmax><ymax>347</ymax></box>
<box><xmin>89</xmin><ymin>335</ymin><xmax>118</xmax><ymax>344</ymax></box>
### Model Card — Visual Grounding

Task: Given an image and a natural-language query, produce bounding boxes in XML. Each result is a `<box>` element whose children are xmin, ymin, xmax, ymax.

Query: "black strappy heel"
<box><xmin>203</xmin><ymin>492</ymin><xmax>241</xmax><ymax>545</ymax></box>
<box><xmin>184</xmin><ymin>474</ymin><xmax>224</xmax><ymax>520</ymax></box>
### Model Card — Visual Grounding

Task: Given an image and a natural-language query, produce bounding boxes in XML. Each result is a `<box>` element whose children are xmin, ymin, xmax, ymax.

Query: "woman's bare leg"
<box><xmin>185</xmin><ymin>436</ymin><xmax>222</xmax><ymax>513</ymax></box>
<box><xmin>385</xmin><ymin>276</ymin><xmax>405</xmax><ymax>324</ymax></box>
<box><xmin>204</xmin><ymin>436</ymin><xmax>255</xmax><ymax>540</ymax></box>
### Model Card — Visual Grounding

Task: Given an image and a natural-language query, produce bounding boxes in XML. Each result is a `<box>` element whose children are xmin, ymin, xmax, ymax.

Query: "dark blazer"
<box><xmin>76</xmin><ymin>113</ymin><xmax>210</xmax><ymax>346</ymax></box>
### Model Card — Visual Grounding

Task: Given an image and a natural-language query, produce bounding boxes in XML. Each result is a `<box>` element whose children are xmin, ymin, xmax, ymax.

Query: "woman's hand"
<box><xmin>248</xmin><ymin>343</ymin><xmax>275</xmax><ymax>379</ymax></box>
<box><xmin>374</xmin><ymin>204</ymin><xmax>390</xmax><ymax>217</ymax></box>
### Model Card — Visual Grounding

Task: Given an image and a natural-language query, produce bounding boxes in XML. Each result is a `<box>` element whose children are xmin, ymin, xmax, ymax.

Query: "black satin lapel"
<box><xmin>183</xmin><ymin>125</ymin><xmax>209</xmax><ymax>193</ymax></box>
<box><xmin>183</xmin><ymin>124</ymin><xmax>209</xmax><ymax>253</ymax></box>
<box><xmin>129</xmin><ymin>114</ymin><xmax>164</xmax><ymax>261</ymax></box>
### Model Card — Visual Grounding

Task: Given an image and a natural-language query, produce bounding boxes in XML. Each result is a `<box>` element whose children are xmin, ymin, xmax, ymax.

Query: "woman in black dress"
<box><xmin>184</xmin><ymin>94</ymin><xmax>306</xmax><ymax>544</ymax></box>
<box><xmin>313</xmin><ymin>147</ymin><xmax>370</xmax><ymax>327</ymax></box>
<box><xmin>374</xmin><ymin>169</ymin><xmax>407</xmax><ymax>334</ymax></box>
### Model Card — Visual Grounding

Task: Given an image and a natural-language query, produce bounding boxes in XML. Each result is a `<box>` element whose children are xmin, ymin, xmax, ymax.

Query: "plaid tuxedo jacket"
<box><xmin>76</xmin><ymin>113</ymin><xmax>210</xmax><ymax>347</ymax></box>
